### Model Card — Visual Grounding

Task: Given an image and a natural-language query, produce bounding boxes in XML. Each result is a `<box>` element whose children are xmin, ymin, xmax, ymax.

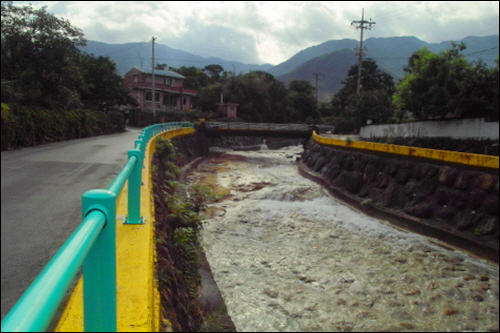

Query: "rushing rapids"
<box><xmin>187</xmin><ymin>145</ymin><xmax>499</xmax><ymax>332</ymax></box>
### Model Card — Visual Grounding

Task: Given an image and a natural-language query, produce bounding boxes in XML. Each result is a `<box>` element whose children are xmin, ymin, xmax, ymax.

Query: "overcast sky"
<box><xmin>15</xmin><ymin>1</ymin><xmax>500</xmax><ymax>65</ymax></box>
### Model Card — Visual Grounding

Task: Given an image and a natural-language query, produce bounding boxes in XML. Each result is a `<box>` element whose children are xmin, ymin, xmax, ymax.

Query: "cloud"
<box><xmin>17</xmin><ymin>1</ymin><xmax>500</xmax><ymax>65</ymax></box>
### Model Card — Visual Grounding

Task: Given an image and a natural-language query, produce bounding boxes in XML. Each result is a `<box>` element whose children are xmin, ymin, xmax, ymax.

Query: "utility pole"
<box><xmin>351</xmin><ymin>9</ymin><xmax>375</xmax><ymax>95</ymax></box>
<box><xmin>313</xmin><ymin>72</ymin><xmax>323</xmax><ymax>105</ymax></box>
<box><xmin>151</xmin><ymin>36</ymin><xmax>157</xmax><ymax>122</ymax></box>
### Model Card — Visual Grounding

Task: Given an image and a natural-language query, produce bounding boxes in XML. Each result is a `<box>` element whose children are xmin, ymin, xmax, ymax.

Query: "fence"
<box><xmin>1</xmin><ymin>122</ymin><xmax>194</xmax><ymax>332</ymax></box>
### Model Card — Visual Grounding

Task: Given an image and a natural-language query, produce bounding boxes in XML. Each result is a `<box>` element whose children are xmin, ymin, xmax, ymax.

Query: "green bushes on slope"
<box><xmin>1</xmin><ymin>104</ymin><xmax>124</xmax><ymax>150</ymax></box>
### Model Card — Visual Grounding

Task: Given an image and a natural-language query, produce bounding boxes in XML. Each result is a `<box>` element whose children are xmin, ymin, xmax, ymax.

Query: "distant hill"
<box><xmin>273</xmin><ymin>35</ymin><xmax>499</xmax><ymax>102</ymax></box>
<box><xmin>81</xmin><ymin>36</ymin><xmax>498</xmax><ymax>103</ymax></box>
<box><xmin>79</xmin><ymin>41</ymin><xmax>273</xmax><ymax>76</ymax></box>
<box><xmin>279</xmin><ymin>49</ymin><xmax>358</xmax><ymax>103</ymax></box>
<box><xmin>267</xmin><ymin>39</ymin><xmax>359</xmax><ymax>77</ymax></box>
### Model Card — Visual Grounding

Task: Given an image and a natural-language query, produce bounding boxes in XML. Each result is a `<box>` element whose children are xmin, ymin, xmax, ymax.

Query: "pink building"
<box><xmin>124</xmin><ymin>67</ymin><xmax>196</xmax><ymax>112</ymax></box>
<box><xmin>217</xmin><ymin>103</ymin><xmax>239</xmax><ymax>119</ymax></box>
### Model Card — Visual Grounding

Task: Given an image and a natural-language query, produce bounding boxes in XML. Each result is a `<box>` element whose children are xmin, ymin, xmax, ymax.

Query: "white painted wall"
<box><xmin>360</xmin><ymin>118</ymin><xmax>499</xmax><ymax>140</ymax></box>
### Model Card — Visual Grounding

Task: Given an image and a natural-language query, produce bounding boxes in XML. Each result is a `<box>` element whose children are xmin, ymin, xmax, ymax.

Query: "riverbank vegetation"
<box><xmin>152</xmin><ymin>138</ymin><xmax>235</xmax><ymax>332</ymax></box>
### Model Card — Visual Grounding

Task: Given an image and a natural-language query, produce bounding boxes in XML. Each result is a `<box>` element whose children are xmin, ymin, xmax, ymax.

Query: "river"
<box><xmin>187</xmin><ymin>145</ymin><xmax>499</xmax><ymax>332</ymax></box>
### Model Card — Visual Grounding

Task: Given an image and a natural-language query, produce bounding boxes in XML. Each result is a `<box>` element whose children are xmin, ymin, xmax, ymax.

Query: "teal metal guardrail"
<box><xmin>1</xmin><ymin>122</ymin><xmax>193</xmax><ymax>332</ymax></box>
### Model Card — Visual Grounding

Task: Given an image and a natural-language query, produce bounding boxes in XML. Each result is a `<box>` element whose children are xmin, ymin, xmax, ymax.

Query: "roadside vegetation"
<box><xmin>1</xmin><ymin>1</ymin><xmax>132</xmax><ymax>150</ymax></box>
<box><xmin>152</xmin><ymin>138</ymin><xmax>234</xmax><ymax>332</ymax></box>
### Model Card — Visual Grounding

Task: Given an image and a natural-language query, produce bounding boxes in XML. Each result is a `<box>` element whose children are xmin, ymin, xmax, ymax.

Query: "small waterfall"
<box><xmin>260</xmin><ymin>139</ymin><xmax>268</xmax><ymax>150</ymax></box>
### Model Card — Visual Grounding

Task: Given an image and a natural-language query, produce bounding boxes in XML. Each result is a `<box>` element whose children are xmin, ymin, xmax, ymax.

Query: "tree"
<box><xmin>1</xmin><ymin>1</ymin><xmax>86</xmax><ymax>108</ymax></box>
<box><xmin>197</xmin><ymin>70</ymin><xmax>292</xmax><ymax>123</ymax></box>
<box><xmin>155</xmin><ymin>63</ymin><xmax>168</xmax><ymax>70</ymax></box>
<box><xmin>169</xmin><ymin>66</ymin><xmax>210</xmax><ymax>91</ymax></box>
<box><xmin>288</xmin><ymin>80</ymin><xmax>318</xmax><ymax>122</ymax></box>
<box><xmin>393</xmin><ymin>42</ymin><xmax>498</xmax><ymax>121</ymax></box>
<box><xmin>330</xmin><ymin>59</ymin><xmax>395</xmax><ymax>130</ymax></box>
<box><xmin>338</xmin><ymin>58</ymin><xmax>395</xmax><ymax>97</ymax></box>
<box><xmin>80</xmin><ymin>54</ymin><xmax>130</xmax><ymax>109</ymax></box>
<box><xmin>203</xmin><ymin>64</ymin><xmax>224</xmax><ymax>83</ymax></box>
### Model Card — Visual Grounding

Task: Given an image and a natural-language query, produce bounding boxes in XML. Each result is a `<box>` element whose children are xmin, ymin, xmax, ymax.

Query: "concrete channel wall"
<box><xmin>301</xmin><ymin>133</ymin><xmax>499</xmax><ymax>262</ymax></box>
<box><xmin>360</xmin><ymin>118</ymin><xmax>499</xmax><ymax>140</ymax></box>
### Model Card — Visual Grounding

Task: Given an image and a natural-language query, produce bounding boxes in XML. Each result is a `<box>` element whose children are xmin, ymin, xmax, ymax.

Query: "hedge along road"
<box><xmin>0</xmin><ymin>127</ymin><xmax>142</xmax><ymax>320</ymax></box>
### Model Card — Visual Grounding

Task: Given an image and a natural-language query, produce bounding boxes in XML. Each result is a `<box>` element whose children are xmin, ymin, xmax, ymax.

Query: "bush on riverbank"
<box><xmin>1</xmin><ymin>104</ymin><xmax>125</xmax><ymax>150</ymax></box>
<box><xmin>152</xmin><ymin>138</ymin><xmax>205</xmax><ymax>331</ymax></box>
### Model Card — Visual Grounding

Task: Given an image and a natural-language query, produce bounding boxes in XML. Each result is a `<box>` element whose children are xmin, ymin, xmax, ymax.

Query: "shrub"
<box><xmin>1</xmin><ymin>105</ymin><xmax>125</xmax><ymax>150</ymax></box>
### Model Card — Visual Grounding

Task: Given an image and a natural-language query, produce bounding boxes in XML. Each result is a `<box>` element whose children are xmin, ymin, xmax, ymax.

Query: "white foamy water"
<box><xmin>190</xmin><ymin>146</ymin><xmax>499</xmax><ymax>332</ymax></box>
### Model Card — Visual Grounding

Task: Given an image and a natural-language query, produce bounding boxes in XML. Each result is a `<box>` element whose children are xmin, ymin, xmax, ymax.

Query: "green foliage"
<box><xmin>203</xmin><ymin>64</ymin><xmax>224</xmax><ymax>83</ymax></box>
<box><xmin>197</xmin><ymin>71</ymin><xmax>315</xmax><ymax>123</ymax></box>
<box><xmin>330</xmin><ymin>59</ymin><xmax>395</xmax><ymax>132</ymax></box>
<box><xmin>152</xmin><ymin>138</ymin><xmax>211</xmax><ymax>316</ymax></box>
<box><xmin>1</xmin><ymin>1</ymin><xmax>130</xmax><ymax>113</ymax></box>
<box><xmin>394</xmin><ymin>42</ymin><xmax>499</xmax><ymax>121</ymax></box>
<box><xmin>0</xmin><ymin>104</ymin><xmax>124</xmax><ymax>150</ymax></box>
<box><xmin>168</xmin><ymin>201</ymin><xmax>203</xmax><ymax>232</ymax></box>
<box><xmin>79</xmin><ymin>54</ymin><xmax>130</xmax><ymax>110</ymax></box>
<box><xmin>168</xmin><ymin>65</ymin><xmax>211</xmax><ymax>91</ymax></box>
<box><xmin>288</xmin><ymin>80</ymin><xmax>319</xmax><ymax>123</ymax></box>
<box><xmin>1</xmin><ymin>1</ymin><xmax>85</xmax><ymax>108</ymax></box>
<box><xmin>188</xmin><ymin>185</ymin><xmax>217</xmax><ymax>213</ymax></box>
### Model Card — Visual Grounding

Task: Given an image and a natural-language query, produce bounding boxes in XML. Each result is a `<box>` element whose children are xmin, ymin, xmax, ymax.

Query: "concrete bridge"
<box><xmin>202</xmin><ymin>122</ymin><xmax>332</xmax><ymax>139</ymax></box>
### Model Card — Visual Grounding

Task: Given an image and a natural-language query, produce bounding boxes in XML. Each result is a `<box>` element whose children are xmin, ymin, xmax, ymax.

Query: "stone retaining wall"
<box><xmin>301</xmin><ymin>140</ymin><xmax>499</xmax><ymax>261</ymax></box>
<box><xmin>171</xmin><ymin>132</ymin><xmax>209</xmax><ymax>163</ymax></box>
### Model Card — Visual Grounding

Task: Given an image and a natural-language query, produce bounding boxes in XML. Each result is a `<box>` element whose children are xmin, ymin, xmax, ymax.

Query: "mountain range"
<box><xmin>80</xmin><ymin>41</ymin><xmax>273</xmax><ymax>76</ymax></box>
<box><xmin>80</xmin><ymin>35</ymin><xmax>498</xmax><ymax>102</ymax></box>
<box><xmin>273</xmin><ymin>35</ymin><xmax>499</xmax><ymax>102</ymax></box>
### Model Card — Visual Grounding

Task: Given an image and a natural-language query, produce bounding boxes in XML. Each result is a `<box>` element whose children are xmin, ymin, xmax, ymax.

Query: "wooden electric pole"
<box><xmin>351</xmin><ymin>9</ymin><xmax>375</xmax><ymax>95</ymax></box>
<box><xmin>152</xmin><ymin>36</ymin><xmax>157</xmax><ymax>122</ymax></box>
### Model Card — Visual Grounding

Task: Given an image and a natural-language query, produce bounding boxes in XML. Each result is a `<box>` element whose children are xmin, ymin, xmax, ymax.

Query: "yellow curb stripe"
<box><xmin>312</xmin><ymin>132</ymin><xmax>499</xmax><ymax>170</ymax></box>
<box><xmin>55</xmin><ymin>127</ymin><xmax>194</xmax><ymax>332</ymax></box>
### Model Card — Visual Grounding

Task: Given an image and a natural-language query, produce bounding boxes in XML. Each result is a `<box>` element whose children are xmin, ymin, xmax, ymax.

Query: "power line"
<box><xmin>463</xmin><ymin>46</ymin><xmax>499</xmax><ymax>57</ymax></box>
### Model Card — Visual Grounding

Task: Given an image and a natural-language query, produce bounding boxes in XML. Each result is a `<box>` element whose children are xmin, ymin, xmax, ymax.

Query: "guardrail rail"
<box><xmin>1</xmin><ymin>122</ymin><xmax>193</xmax><ymax>332</ymax></box>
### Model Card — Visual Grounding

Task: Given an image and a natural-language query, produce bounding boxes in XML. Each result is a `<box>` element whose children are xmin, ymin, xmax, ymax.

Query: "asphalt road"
<box><xmin>1</xmin><ymin>127</ymin><xmax>143</xmax><ymax>320</ymax></box>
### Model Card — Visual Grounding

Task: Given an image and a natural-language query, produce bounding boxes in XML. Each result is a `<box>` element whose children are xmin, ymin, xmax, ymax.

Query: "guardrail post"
<box><xmin>124</xmin><ymin>149</ymin><xmax>144</xmax><ymax>225</ymax></box>
<box><xmin>82</xmin><ymin>189</ymin><xmax>117</xmax><ymax>332</ymax></box>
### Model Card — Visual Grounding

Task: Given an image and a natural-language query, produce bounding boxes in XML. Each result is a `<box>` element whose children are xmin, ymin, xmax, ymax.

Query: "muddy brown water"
<box><xmin>188</xmin><ymin>146</ymin><xmax>499</xmax><ymax>332</ymax></box>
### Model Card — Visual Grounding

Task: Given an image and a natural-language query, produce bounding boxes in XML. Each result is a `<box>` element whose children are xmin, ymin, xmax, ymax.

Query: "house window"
<box><xmin>145</xmin><ymin>91</ymin><xmax>160</xmax><ymax>102</ymax></box>
<box><xmin>164</xmin><ymin>94</ymin><xmax>177</xmax><ymax>107</ymax></box>
<box><xmin>145</xmin><ymin>74</ymin><xmax>152</xmax><ymax>82</ymax></box>
<box><xmin>183</xmin><ymin>97</ymin><xmax>187</xmax><ymax>105</ymax></box>
<box><xmin>164</xmin><ymin>78</ymin><xmax>176</xmax><ymax>87</ymax></box>
<box><xmin>133</xmin><ymin>74</ymin><xmax>138</xmax><ymax>83</ymax></box>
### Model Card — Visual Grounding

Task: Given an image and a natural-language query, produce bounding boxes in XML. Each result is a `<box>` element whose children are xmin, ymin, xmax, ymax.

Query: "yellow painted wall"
<box><xmin>312</xmin><ymin>132</ymin><xmax>499</xmax><ymax>170</ymax></box>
